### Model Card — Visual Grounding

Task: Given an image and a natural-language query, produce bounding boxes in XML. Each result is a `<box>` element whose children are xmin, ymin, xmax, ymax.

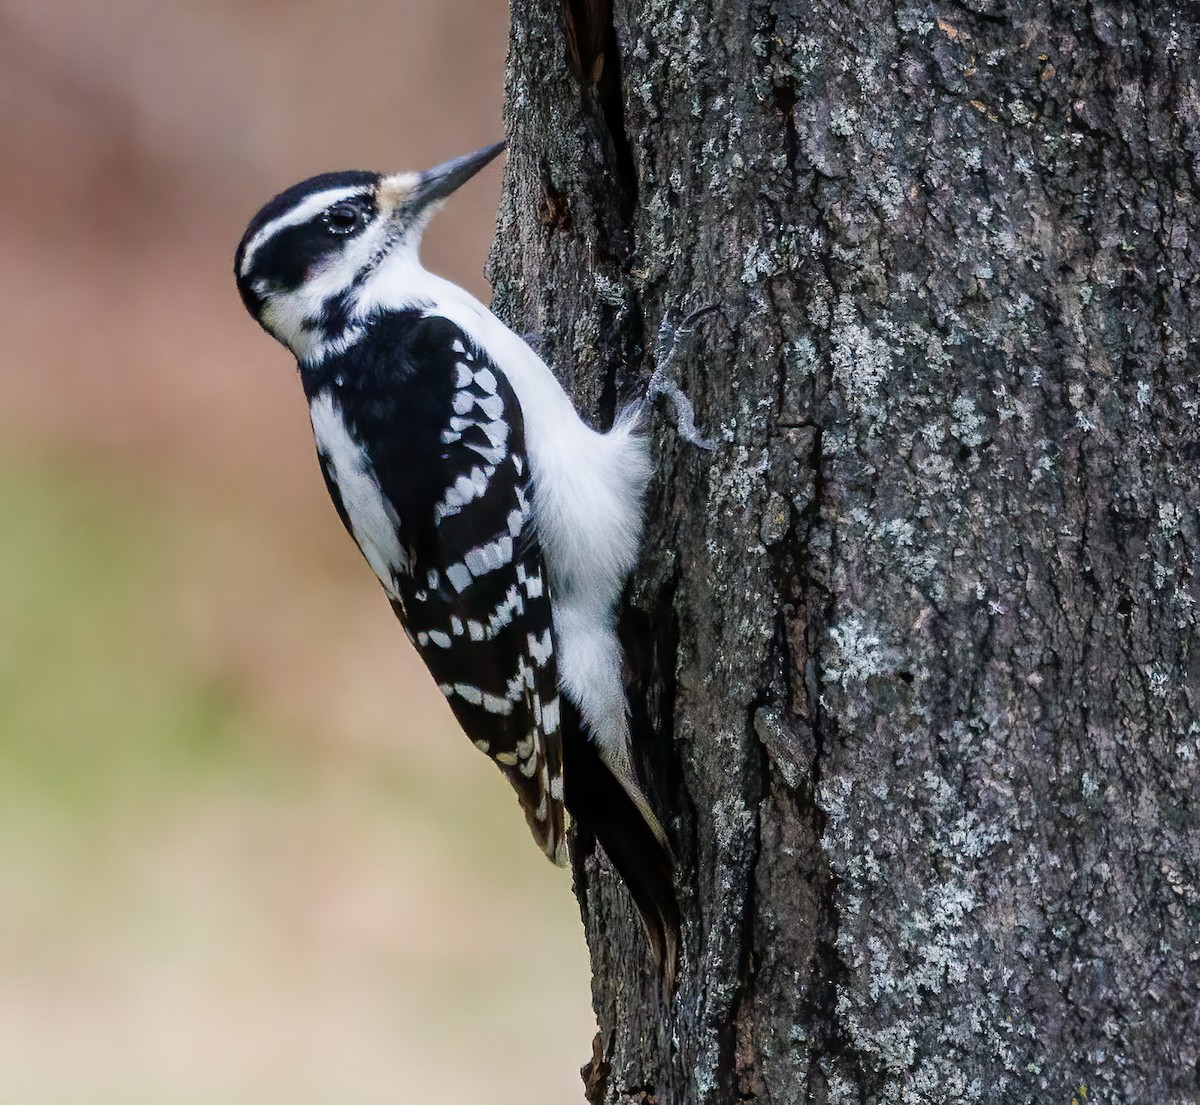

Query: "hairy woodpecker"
<box><xmin>234</xmin><ymin>142</ymin><xmax>679</xmax><ymax>979</ymax></box>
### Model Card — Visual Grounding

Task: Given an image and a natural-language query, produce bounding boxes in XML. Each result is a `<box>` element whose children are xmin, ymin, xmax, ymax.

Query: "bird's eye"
<box><xmin>325</xmin><ymin>203</ymin><xmax>363</xmax><ymax>235</ymax></box>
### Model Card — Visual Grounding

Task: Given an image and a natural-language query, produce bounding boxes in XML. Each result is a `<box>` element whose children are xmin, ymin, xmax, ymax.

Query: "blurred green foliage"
<box><xmin>0</xmin><ymin>457</ymin><xmax>267</xmax><ymax>808</ymax></box>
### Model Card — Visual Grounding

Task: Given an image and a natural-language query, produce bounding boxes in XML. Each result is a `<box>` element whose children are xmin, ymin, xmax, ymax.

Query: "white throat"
<box><xmin>264</xmin><ymin>228</ymin><xmax>426</xmax><ymax>365</ymax></box>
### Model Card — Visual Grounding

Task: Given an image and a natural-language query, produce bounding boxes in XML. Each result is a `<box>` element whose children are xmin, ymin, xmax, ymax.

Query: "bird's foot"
<box><xmin>648</xmin><ymin>305</ymin><xmax>719</xmax><ymax>451</ymax></box>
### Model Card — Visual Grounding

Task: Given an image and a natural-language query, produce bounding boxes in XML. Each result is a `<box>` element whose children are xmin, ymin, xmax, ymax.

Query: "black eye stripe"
<box><xmin>235</xmin><ymin>175</ymin><xmax>383</xmax><ymax>309</ymax></box>
<box><xmin>237</xmin><ymin>171</ymin><xmax>378</xmax><ymax>249</ymax></box>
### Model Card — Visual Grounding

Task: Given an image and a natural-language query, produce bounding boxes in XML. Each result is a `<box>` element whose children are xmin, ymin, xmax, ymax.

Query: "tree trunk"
<box><xmin>489</xmin><ymin>2</ymin><xmax>1200</xmax><ymax>1101</ymax></box>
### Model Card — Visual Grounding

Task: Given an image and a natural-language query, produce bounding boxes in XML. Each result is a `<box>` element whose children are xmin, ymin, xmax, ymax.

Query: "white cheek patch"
<box><xmin>262</xmin><ymin>214</ymin><xmax>411</xmax><ymax>362</ymax></box>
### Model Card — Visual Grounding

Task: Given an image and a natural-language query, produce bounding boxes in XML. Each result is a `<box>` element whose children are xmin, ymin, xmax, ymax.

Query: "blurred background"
<box><xmin>0</xmin><ymin>2</ymin><xmax>596</xmax><ymax>1102</ymax></box>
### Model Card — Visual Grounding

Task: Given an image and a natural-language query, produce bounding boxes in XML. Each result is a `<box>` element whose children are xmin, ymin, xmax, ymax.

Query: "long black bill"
<box><xmin>410</xmin><ymin>141</ymin><xmax>506</xmax><ymax>210</ymax></box>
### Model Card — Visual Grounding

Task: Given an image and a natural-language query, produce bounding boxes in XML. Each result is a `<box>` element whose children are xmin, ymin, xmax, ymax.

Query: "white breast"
<box><xmin>309</xmin><ymin>390</ymin><xmax>409</xmax><ymax>598</ymax></box>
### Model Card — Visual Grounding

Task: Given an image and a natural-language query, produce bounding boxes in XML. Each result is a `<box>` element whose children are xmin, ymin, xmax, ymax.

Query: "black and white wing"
<box><xmin>394</xmin><ymin>345</ymin><xmax>566</xmax><ymax>863</ymax></box>
<box><xmin>308</xmin><ymin>313</ymin><xmax>566</xmax><ymax>862</ymax></box>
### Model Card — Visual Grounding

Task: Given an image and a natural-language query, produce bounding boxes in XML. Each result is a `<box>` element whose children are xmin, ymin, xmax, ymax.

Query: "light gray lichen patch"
<box><xmin>825</xmin><ymin>613</ymin><xmax>895</xmax><ymax>692</ymax></box>
<box><xmin>830</xmin><ymin>104</ymin><xmax>861</xmax><ymax>138</ymax></box>
<box><xmin>950</xmin><ymin>394</ymin><xmax>988</xmax><ymax>448</ymax></box>
<box><xmin>830</xmin><ymin>298</ymin><xmax>895</xmax><ymax>422</ymax></box>
<box><xmin>784</xmin><ymin>336</ymin><xmax>819</xmax><ymax>383</ymax></box>
<box><xmin>710</xmin><ymin>444</ymin><xmax>770</xmax><ymax>513</ymax></box>
<box><xmin>818</xmin><ymin>754</ymin><xmax>1024</xmax><ymax>1105</ymax></box>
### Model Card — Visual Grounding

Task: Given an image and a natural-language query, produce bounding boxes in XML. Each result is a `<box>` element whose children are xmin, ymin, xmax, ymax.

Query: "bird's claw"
<box><xmin>649</xmin><ymin>304</ymin><xmax>720</xmax><ymax>451</ymax></box>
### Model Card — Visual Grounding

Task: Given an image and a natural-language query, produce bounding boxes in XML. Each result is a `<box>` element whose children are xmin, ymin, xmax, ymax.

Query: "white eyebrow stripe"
<box><xmin>238</xmin><ymin>185</ymin><xmax>370</xmax><ymax>276</ymax></box>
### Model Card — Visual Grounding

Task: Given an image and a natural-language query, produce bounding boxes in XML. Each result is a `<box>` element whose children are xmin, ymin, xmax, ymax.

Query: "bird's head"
<box><xmin>234</xmin><ymin>141</ymin><xmax>504</xmax><ymax>361</ymax></box>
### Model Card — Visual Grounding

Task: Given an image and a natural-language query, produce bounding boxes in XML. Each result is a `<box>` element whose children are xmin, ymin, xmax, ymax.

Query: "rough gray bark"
<box><xmin>489</xmin><ymin>2</ymin><xmax>1200</xmax><ymax>1102</ymax></box>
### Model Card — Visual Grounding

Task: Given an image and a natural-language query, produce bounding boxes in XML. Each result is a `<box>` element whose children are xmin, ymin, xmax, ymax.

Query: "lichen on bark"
<box><xmin>490</xmin><ymin>2</ymin><xmax>1200</xmax><ymax>1102</ymax></box>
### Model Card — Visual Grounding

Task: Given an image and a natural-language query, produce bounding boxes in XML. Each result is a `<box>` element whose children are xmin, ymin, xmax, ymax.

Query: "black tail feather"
<box><xmin>561</xmin><ymin>701</ymin><xmax>680</xmax><ymax>991</ymax></box>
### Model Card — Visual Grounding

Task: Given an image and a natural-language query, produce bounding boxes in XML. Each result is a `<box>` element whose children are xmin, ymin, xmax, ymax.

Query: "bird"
<box><xmin>234</xmin><ymin>142</ymin><xmax>679</xmax><ymax>982</ymax></box>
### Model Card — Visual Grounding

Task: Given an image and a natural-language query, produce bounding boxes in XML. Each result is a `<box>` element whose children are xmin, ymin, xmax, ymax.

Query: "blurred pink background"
<box><xmin>0</xmin><ymin>2</ymin><xmax>595</xmax><ymax>1102</ymax></box>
